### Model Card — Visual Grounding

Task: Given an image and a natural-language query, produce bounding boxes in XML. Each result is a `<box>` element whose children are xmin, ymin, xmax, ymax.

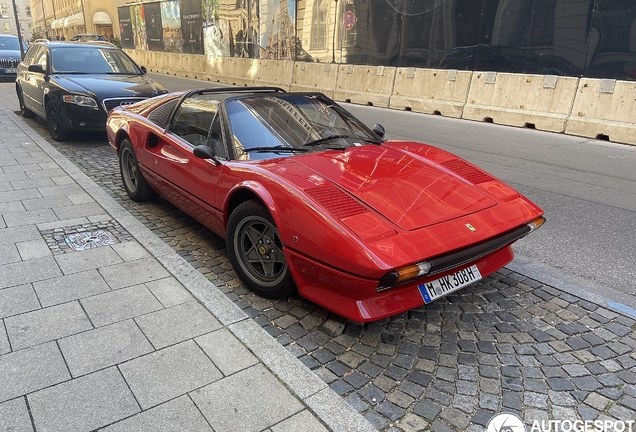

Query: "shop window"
<box><xmin>312</xmin><ymin>0</ymin><xmax>328</xmax><ymax>50</ymax></box>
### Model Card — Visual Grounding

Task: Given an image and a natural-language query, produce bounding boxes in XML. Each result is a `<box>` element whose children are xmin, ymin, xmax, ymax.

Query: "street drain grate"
<box><xmin>65</xmin><ymin>230</ymin><xmax>119</xmax><ymax>251</ymax></box>
<box><xmin>40</xmin><ymin>220</ymin><xmax>134</xmax><ymax>255</ymax></box>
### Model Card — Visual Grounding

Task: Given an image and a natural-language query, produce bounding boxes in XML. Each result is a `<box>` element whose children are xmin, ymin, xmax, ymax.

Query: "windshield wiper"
<box><xmin>303</xmin><ymin>135</ymin><xmax>382</xmax><ymax>147</ymax></box>
<box><xmin>243</xmin><ymin>146</ymin><xmax>309</xmax><ymax>153</ymax></box>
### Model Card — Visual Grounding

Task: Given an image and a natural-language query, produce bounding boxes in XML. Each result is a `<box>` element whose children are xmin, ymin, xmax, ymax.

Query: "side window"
<box><xmin>22</xmin><ymin>45</ymin><xmax>39</xmax><ymax>65</ymax></box>
<box><xmin>209</xmin><ymin>114</ymin><xmax>226</xmax><ymax>159</ymax></box>
<box><xmin>226</xmin><ymin>100</ymin><xmax>283</xmax><ymax>160</ymax></box>
<box><xmin>170</xmin><ymin>96</ymin><xmax>218</xmax><ymax>147</ymax></box>
<box><xmin>33</xmin><ymin>47</ymin><xmax>47</xmax><ymax>70</ymax></box>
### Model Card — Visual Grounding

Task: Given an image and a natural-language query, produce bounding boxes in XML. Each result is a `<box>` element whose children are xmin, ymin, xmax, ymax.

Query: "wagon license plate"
<box><xmin>418</xmin><ymin>265</ymin><xmax>482</xmax><ymax>303</ymax></box>
<box><xmin>4</xmin><ymin>68</ymin><xmax>16</xmax><ymax>74</ymax></box>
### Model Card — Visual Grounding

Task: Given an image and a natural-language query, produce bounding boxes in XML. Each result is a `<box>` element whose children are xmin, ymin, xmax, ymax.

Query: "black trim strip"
<box><xmin>427</xmin><ymin>224</ymin><xmax>532</xmax><ymax>276</ymax></box>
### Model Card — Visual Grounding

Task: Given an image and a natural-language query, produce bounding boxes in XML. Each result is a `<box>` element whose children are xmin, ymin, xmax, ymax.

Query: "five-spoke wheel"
<box><xmin>227</xmin><ymin>201</ymin><xmax>295</xmax><ymax>298</ymax></box>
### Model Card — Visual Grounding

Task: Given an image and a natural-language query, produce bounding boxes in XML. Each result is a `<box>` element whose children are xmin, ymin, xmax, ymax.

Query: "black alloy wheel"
<box><xmin>45</xmin><ymin>101</ymin><xmax>70</xmax><ymax>141</ymax></box>
<box><xmin>119</xmin><ymin>138</ymin><xmax>157</xmax><ymax>201</ymax></box>
<box><xmin>227</xmin><ymin>201</ymin><xmax>295</xmax><ymax>298</ymax></box>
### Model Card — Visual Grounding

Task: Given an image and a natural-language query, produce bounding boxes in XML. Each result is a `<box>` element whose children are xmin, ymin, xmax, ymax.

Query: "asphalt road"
<box><xmin>147</xmin><ymin>72</ymin><xmax>636</xmax><ymax>312</ymax></box>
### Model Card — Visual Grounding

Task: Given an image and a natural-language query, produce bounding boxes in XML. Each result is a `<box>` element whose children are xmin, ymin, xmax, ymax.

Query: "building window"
<box><xmin>25</xmin><ymin>6</ymin><xmax>31</xmax><ymax>17</ymax></box>
<box><xmin>311</xmin><ymin>0</ymin><xmax>328</xmax><ymax>50</ymax></box>
<box><xmin>3</xmin><ymin>23</ymin><xmax>10</xmax><ymax>33</ymax></box>
<box><xmin>0</xmin><ymin>4</ymin><xmax>8</xmax><ymax>18</ymax></box>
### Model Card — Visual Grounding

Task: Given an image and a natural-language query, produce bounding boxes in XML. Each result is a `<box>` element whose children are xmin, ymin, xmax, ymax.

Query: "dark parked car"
<box><xmin>16</xmin><ymin>41</ymin><xmax>168</xmax><ymax>141</ymax></box>
<box><xmin>0</xmin><ymin>35</ymin><xmax>28</xmax><ymax>80</ymax></box>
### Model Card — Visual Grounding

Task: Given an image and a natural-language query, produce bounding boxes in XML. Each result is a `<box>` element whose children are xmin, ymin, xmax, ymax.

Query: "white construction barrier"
<box><xmin>224</xmin><ymin>57</ymin><xmax>257</xmax><ymax>87</ymax></box>
<box><xmin>390</xmin><ymin>68</ymin><xmax>472</xmax><ymax>118</ymax></box>
<box><xmin>250</xmin><ymin>59</ymin><xmax>293</xmax><ymax>91</ymax></box>
<box><xmin>334</xmin><ymin>65</ymin><xmax>397</xmax><ymax>107</ymax></box>
<box><xmin>462</xmin><ymin>72</ymin><xmax>579</xmax><ymax>133</ymax></box>
<box><xmin>290</xmin><ymin>62</ymin><xmax>339</xmax><ymax>99</ymax></box>
<box><xmin>565</xmin><ymin>78</ymin><xmax>636</xmax><ymax>146</ymax></box>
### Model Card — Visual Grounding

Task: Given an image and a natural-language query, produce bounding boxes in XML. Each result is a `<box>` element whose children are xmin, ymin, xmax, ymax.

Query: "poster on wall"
<box><xmin>203</xmin><ymin>0</ymin><xmax>231</xmax><ymax>57</ymax></box>
<box><xmin>131</xmin><ymin>4</ymin><xmax>148</xmax><ymax>50</ymax></box>
<box><xmin>259</xmin><ymin>0</ymin><xmax>296</xmax><ymax>60</ymax></box>
<box><xmin>118</xmin><ymin>6</ymin><xmax>134</xmax><ymax>49</ymax></box>
<box><xmin>161</xmin><ymin>0</ymin><xmax>182</xmax><ymax>53</ymax></box>
<box><xmin>145</xmin><ymin>2</ymin><xmax>163</xmax><ymax>51</ymax></box>
<box><xmin>180</xmin><ymin>0</ymin><xmax>204</xmax><ymax>54</ymax></box>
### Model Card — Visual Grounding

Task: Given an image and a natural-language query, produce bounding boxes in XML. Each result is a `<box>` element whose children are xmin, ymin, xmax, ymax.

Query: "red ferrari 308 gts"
<box><xmin>106</xmin><ymin>87</ymin><xmax>545</xmax><ymax>322</ymax></box>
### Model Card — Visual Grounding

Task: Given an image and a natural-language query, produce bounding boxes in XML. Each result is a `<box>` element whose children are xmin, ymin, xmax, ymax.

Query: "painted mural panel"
<box><xmin>131</xmin><ymin>4</ymin><xmax>148</xmax><ymax>51</ymax></box>
<box><xmin>145</xmin><ymin>2</ymin><xmax>164</xmax><ymax>51</ymax></box>
<box><xmin>181</xmin><ymin>0</ymin><xmax>204</xmax><ymax>54</ymax></box>
<box><xmin>259</xmin><ymin>0</ymin><xmax>298</xmax><ymax>60</ymax></box>
<box><xmin>118</xmin><ymin>6</ymin><xmax>134</xmax><ymax>49</ymax></box>
<box><xmin>115</xmin><ymin>0</ymin><xmax>633</xmax><ymax>80</ymax></box>
<box><xmin>162</xmin><ymin>0</ymin><xmax>183</xmax><ymax>53</ymax></box>
<box><xmin>203</xmin><ymin>0</ymin><xmax>231</xmax><ymax>57</ymax></box>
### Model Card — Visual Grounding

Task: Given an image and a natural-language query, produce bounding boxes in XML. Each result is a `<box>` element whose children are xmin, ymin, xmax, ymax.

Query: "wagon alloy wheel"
<box><xmin>227</xmin><ymin>201</ymin><xmax>295</xmax><ymax>298</ymax></box>
<box><xmin>119</xmin><ymin>139</ymin><xmax>157</xmax><ymax>202</ymax></box>
<box><xmin>46</xmin><ymin>101</ymin><xmax>70</xmax><ymax>141</ymax></box>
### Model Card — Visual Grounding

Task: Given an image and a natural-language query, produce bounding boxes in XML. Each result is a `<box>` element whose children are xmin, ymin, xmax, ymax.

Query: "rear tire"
<box><xmin>17</xmin><ymin>88</ymin><xmax>34</xmax><ymax>119</ymax></box>
<box><xmin>227</xmin><ymin>201</ymin><xmax>296</xmax><ymax>299</ymax></box>
<box><xmin>46</xmin><ymin>101</ymin><xmax>71</xmax><ymax>141</ymax></box>
<box><xmin>119</xmin><ymin>139</ymin><xmax>157</xmax><ymax>201</ymax></box>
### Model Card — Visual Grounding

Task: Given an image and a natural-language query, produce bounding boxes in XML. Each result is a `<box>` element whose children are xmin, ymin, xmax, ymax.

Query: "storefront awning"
<box><xmin>64</xmin><ymin>12</ymin><xmax>84</xmax><ymax>27</ymax></box>
<box><xmin>50</xmin><ymin>18</ymin><xmax>64</xmax><ymax>29</ymax></box>
<box><xmin>93</xmin><ymin>11</ymin><xmax>112</xmax><ymax>25</ymax></box>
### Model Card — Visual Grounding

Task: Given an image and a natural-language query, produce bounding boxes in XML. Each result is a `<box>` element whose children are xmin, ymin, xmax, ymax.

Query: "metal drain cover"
<box><xmin>64</xmin><ymin>230</ymin><xmax>119</xmax><ymax>251</ymax></box>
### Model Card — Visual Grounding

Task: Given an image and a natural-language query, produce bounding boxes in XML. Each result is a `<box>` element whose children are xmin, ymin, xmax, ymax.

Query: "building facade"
<box><xmin>30</xmin><ymin>0</ymin><xmax>119</xmax><ymax>41</ymax></box>
<box><xmin>2</xmin><ymin>0</ymin><xmax>34</xmax><ymax>41</ymax></box>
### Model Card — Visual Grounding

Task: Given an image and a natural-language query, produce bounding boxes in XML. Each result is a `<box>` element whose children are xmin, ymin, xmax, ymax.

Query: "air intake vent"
<box><xmin>148</xmin><ymin>99</ymin><xmax>179</xmax><ymax>129</ymax></box>
<box><xmin>441</xmin><ymin>159</ymin><xmax>494</xmax><ymax>184</ymax></box>
<box><xmin>305</xmin><ymin>186</ymin><xmax>367</xmax><ymax>219</ymax></box>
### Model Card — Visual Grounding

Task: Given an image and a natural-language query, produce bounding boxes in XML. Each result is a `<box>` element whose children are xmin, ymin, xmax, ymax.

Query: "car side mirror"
<box><xmin>140</xmin><ymin>66</ymin><xmax>147</xmax><ymax>75</ymax></box>
<box><xmin>27</xmin><ymin>64</ymin><xmax>45</xmax><ymax>74</ymax></box>
<box><xmin>193</xmin><ymin>145</ymin><xmax>221</xmax><ymax>165</ymax></box>
<box><xmin>372</xmin><ymin>124</ymin><xmax>386</xmax><ymax>139</ymax></box>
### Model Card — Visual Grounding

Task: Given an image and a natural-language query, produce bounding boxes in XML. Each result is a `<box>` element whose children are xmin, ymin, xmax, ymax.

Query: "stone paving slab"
<box><xmin>190</xmin><ymin>364</ymin><xmax>305</xmax><ymax>432</ymax></box>
<box><xmin>80</xmin><ymin>284</ymin><xmax>163</xmax><ymax>327</ymax></box>
<box><xmin>27</xmin><ymin>367</ymin><xmax>140</xmax><ymax>432</ymax></box>
<box><xmin>0</xmin><ymin>397</ymin><xmax>33</xmax><ymax>432</ymax></box>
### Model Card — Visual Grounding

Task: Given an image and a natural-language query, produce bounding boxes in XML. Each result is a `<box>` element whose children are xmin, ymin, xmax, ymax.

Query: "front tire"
<box><xmin>46</xmin><ymin>101</ymin><xmax>70</xmax><ymax>141</ymax></box>
<box><xmin>17</xmin><ymin>88</ymin><xmax>34</xmax><ymax>118</ymax></box>
<box><xmin>119</xmin><ymin>139</ymin><xmax>157</xmax><ymax>201</ymax></box>
<box><xmin>227</xmin><ymin>201</ymin><xmax>295</xmax><ymax>298</ymax></box>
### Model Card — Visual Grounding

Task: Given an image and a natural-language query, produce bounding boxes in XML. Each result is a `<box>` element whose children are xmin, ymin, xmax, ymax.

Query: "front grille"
<box><xmin>0</xmin><ymin>58</ymin><xmax>20</xmax><ymax>69</ymax></box>
<box><xmin>102</xmin><ymin>97</ymin><xmax>147</xmax><ymax>113</ymax></box>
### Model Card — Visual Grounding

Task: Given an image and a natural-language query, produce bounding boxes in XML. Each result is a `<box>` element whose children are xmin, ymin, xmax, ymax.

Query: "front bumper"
<box><xmin>58</xmin><ymin>104</ymin><xmax>108</xmax><ymax>131</ymax></box>
<box><xmin>286</xmin><ymin>245</ymin><xmax>515</xmax><ymax>322</ymax></box>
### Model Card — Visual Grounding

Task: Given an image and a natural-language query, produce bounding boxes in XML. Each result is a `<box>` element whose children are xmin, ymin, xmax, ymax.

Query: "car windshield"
<box><xmin>0</xmin><ymin>38</ymin><xmax>24</xmax><ymax>50</ymax></box>
<box><xmin>226</xmin><ymin>94</ymin><xmax>381</xmax><ymax>161</ymax></box>
<box><xmin>50</xmin><ymin>47</ymin><xmax>141</xmax><ymax>74</ymax></box>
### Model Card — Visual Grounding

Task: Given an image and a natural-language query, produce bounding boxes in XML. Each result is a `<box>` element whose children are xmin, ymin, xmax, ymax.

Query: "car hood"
<box><xmin>0</xmin><ymin>49</ymin><xmax>22</xmax><ymax>60</ymax></box>
<box><xmin>293</xmin><ymin>144</ymin><xmax>497</xmax><ymax>231</ymax></box>
<box><xmin>52</xmin><ymin>74</ymin><xmax>164</xmax><ymax>100</ymax></box>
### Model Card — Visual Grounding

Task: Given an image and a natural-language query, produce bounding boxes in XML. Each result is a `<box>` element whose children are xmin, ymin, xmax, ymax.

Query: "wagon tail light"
<box><xmin>377</xmin><ymin>216</ymin><xmax>546</xmax><ymax>292</ymax></box>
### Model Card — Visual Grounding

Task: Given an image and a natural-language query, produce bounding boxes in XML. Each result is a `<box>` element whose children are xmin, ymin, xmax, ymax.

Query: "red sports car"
<box><xmin>106</xmin><ymin>87</ymin><xmax>544</xmax><ymax>322</ymax></box>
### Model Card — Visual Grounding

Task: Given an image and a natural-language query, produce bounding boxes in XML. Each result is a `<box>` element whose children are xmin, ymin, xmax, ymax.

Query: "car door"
<box><xmin>150</xmin><ymin>95</ymin><xmax>226</xmax><ymax>233</ymax></box>
<box><xmin>20</xmin><ymin>46</ymin><xmax>48</xmax><ymax>117</ymax></box>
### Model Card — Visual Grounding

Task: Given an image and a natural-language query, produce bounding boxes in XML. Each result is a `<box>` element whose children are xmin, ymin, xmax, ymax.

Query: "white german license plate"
<box><xmin>4</xmin><ymin>68</ymin><xmax>16</xmax><ymax>74</ymax></box>
<box><xmin>418</xmin><ymin>265</ymin><xmax>482</xmax><ymax>303</ymax></box>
